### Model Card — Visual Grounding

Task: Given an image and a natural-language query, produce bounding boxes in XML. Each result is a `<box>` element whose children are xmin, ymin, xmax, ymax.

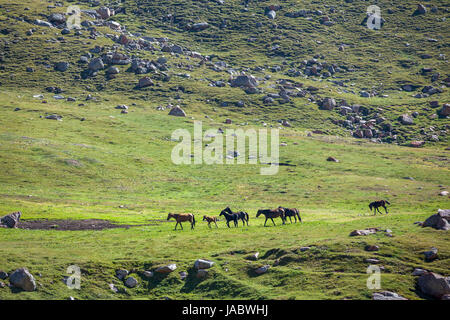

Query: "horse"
<box><xmin>256</xmin><ymin>208</ymin><xmax>286</xmax><ymax>226</ymax></box>
<box><xmin>203</xmin><ymin>215</ymin><xmax>219</xmax><ymax>228</ymax></box>
<box><xmin>221</xmin><ymin>207</ymin><xmax>249</xmax><ymax>226</ymax></box>
<box><xmin>369</xmin><ymin>200</ymin><xmax>390</xmax><ymax>215</ymax></box>
<box><xmin>167</xmin><ymin>213</ymin><xmax>196</xmax><ymax>230</ymax></box>
<box><xmin>278</xmin><ymin>207</ymin><xmax>302</xmax><ymax>223</ymax></box>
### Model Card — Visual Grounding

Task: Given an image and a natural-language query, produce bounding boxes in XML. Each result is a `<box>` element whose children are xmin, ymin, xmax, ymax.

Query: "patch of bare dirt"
<box><xmin>16</xmin><ymin>219</ymin><xmax>155</xmax><ymax>231</ymax></box>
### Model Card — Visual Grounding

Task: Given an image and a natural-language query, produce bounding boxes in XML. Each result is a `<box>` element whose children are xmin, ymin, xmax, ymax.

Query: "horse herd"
<box><xmin>167</xmin><ymin>206</ymin><xmax>302</xmax><ymax>230</ymax></box>
<box><xmin>166</xmin><ymin>200</ymin><xmax>391</xmax><ymax>230</ymax></box>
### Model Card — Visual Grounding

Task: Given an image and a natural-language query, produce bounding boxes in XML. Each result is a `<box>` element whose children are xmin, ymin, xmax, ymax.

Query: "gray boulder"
<box><xmin>155</xmin><ymin>264</ymin><xmax>177</xmax><ymax>274</ymax></box>
<box><xmin>0</xmin><ymin>211</ymin><xmax>21</xmax><ymax>228</ymax></box>
<box><xmin>372</xmin><ymin>291</ymin><xmax>407</xmax><ymax>300</ymax></box>
<box><xmin>9</xmin><ymin>268</ymin><xmax>36</xmax><ymax>291</ymax></box>
<box><xmin>168</xmin><ymin>106</ymin><xmax>186</xmax><ymax>117</ymax></box>
<box><xmin>55</xmin><ymin>62</ymin><xmax>69</xmax><ymax>72</ymax></box>
<box><xmin>417</xmin><ymin>272</ymin><xmax>450</xmax><ymax>299</ymax></box>
<box><xmin>231</xmin><ymin>75</ymin><xmax>259</xmax><ymax>88</ymax></box>
<box><xmin>88</xmin><ymin>58</ymin><xmax>104</xmax><ymax>71</ymax></box>
<box><xmin>124</xmin><ymin>276</ymin><xmax>138</xmax><ymax>288</ymax></box>
<box><xmin>422</xmin><ymin>209</ymin><xmax>450</xmax><ymax>230</ymax></box>
<box><xmin>398</xmin><ymin>114</ymin><xmax>414</xmax><ymax>125</ymax></box>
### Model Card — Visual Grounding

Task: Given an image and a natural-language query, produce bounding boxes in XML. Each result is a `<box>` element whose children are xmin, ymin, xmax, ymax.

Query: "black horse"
<box><xmin>256</xmin><ymin>208</ymin><xmax>286</xmax><ymax>226</ymax></box>
<box><xmin>219</xmin><ymin>207</ymin><xmax>249</xmax><ymax>228</ymax></box>
<box><xmin>278</xmin><ymin>207</ymin><xmax>302</xmax><ymax>223</ymax></box>
<box><xmin>369</xmin><ymin>200</ymin><xmax>390</xmax><ymax>215</ymax></box>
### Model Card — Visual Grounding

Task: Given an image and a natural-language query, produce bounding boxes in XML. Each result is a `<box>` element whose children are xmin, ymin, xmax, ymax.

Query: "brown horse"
<box><xmin>369</xmin><ymin>200</ymin><xmax>390</xmax><ymax>215</ymax></box>
<box><xmin>167</xmin><ymin>213</ymin><xmax>196</xmax><ymax>230</ymax></box>
<box><xmin>278</xmin><ymin>207</ymin><xmax>302</xmax><ymax>223</ymax></box>
<box><xmin>203</xmin><ymin>215</ymin><xmax>218</xmax><ymax>228</ymax></box>
<box><xmin>256</xmin><ymin>208</ymin><xmax>286</xmax><ymax>226</ymax></box>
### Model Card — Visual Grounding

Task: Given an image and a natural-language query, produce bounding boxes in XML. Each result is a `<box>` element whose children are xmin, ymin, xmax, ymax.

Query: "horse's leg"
<box><xmin>264</xmin><ymin>218</ymin><xmax>268</xmax><ymax>227</ymax></box>
<box><xmin>383</xmin><ymin>205</ymin><xmax>388</xmax><ymax>214</ymax></box>
<box><xmin>289</xmin><ymin>216</ymin><xmax>292</xmax><ymax>224</ymax></box>
<box><xmin>271</xmin><ymin>218</ymin><xmax>276</xmax><ymax>226</ymax></box>
<box><xmin>214</xmin><ymin>221</ymin><xmax>218</xmax><ymax>228</ymax></box>
<box><xmin>174</xmin><ymin>222</ymin><xmax>178</xmax><ymax>230</ymax></box>
<box><xmin>180</xmin><ymin>222</ymin><xmax>183</xmax><ymax>230</ymax></box>
<box><xmin>226</xmin><ymin>220</ymin><xmax>230</xmax><ymax>228</ymax></box>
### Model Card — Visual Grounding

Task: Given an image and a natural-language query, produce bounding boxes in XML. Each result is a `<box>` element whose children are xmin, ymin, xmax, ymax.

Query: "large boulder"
<box><xmin>438</xmin><ymin>103</ymin><xmax>450</xmax><ymax>117</ymax></box>
<box><xmin>97</xmin><ymin>6</ymin><xmax>111</xmax><ymax>19</ymax></box>
<box><xmin>417</xmin><ymin>272</ymin><xmax>450</xmax><ymax>299</ymax></box>
<box><xmin>124</xmin><ymin>276</ymin><xmax>138</xmax><ymax>288</ymax></box>
<box><xmin>230</xmin><ymin>75</ymin><xmax>259</xmax><ymax>88</ymax></box>
<box><xmin>0</xmin><ymin>211</ymin><xmax>21</xmax><ymax>228</ymax></box>
<box><xmin>398</xmin><ymin>114</ymin><xmax>414</xmax><ymax>125</ymax></box>
<box><xmin>54</xmin><ymin>62</ymin><xmax>69</xmax><ymax>72</ymax></box>
<box><xmin>137</xmin><ymin>77</ymin><xmax>154</xmax><ymax>88</ymax></box>
<box><xmin>9</xmin><ymin>268</ymin><xmax>36</xmax><ymax>291</ymax></box>
<box><xmin>48</xmin><ymin>13</ymin><xmax>66</xmax><ymax>25</ymax></box>
<box><xmin>422</xmin><ymin>209</ymin><xmax>450</xmax><ymax>230</ymax></box>
<box><xmin>190</xmin><ymin>22</ymin><xmax>210</xmax><ymax>32</ymax></box>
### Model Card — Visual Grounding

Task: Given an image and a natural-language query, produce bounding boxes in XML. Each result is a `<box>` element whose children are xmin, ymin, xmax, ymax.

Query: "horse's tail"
<box><xmin>245</xmin><ymin>212</ymin><xmax>249</xmax><ymax>222</ymax></box>
<box><xmin>296</xmin><ymin>209</ymin><xmax>302</xmax><ymax>222</ymax></box>
<box><xmin>385</xmin><ymin>200</ymin><xmax>390</xmax><ymax>205</ymax></box>
<box><xmin>192</xmin><ymin>215</ymin><xmax>196</xmax><ymax>226</ymax></box>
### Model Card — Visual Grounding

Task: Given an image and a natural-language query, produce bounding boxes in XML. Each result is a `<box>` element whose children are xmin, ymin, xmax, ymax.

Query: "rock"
<box><xmin>0</xmin><ymin>270</ymin><xmax>8</xmax><ymax>279</ymax></box>
<box><xmin>281</xmin><ymin>120</ymin><xmax>291</xmax><ymax>127</ymax></box>
<box><xmin>327</xmin><ymin>156</ymin><xmax>339</xmax><ymax>162</ymax></box>
<box><xmin>422</xmin><ymin>209</ymin><xmax>450</xmax><ymax>230</ymax></box>
<box><xmin>194</xmin><ymin>259</ymin><xmax>215</xmax><ymax>270</ymax></box>
<box><xmin>417</xmin><ymin>272</ymin><xmax>450</xmax><ymax>299</ymax></box>
<box><xmin>254</xmin><ymin>265</ymin><xmax>270</xmax><ymax>275</ymax></box>
<box><xmin>88</xmin><ymin>58</ymin><xmax>104</xmax><ymax>71</ymax></box>
<box><xmin>398</xmin><ymin>114</ymin><xmax>414</xmax><ymax>125</ymax></box>
<box><xmin>412</xmin><ymin>268</ymin><xmax>428</xmax><ymax>276</ymax></box>
<box><xmin>0</xmin><ymin>211</ymin><xmax>21</xmax><ymax>228</ymax></box>
<box><xmin>245</xmin><ymin>252</ymin><xmax>259</xmax><ymax>261</ymax></box>
<box><xmin>115</xmin><ymin>269</ymin><xmax>128</xmax><ymax>280</ymax></box>
<box><xmin>414</xmin><ymin>4</ymin><xmax>427</xmax><ymax>15</ymax></box>
<box><xmin>267</xmin><ymin>10</ymin><xmax>276</xmax><ymax>19</ymax></box>
<box><xmin>54</xmin><ymin>62</ymin><xmax>69</xmax><ymax>72</ymax></box>
<box><xmin>190</xmin><ymin>22</ymin><xmax>210</xmax><ymax>32</ymax></box>
<box><xmin>438</xmin><ymin>104</ymin><xmax>450</xmax><ymax>117</ymax></box>
<box><xmin>372</xmin><ymin>291</ymin><xmax>407</xmax><ymax>300</ymax></box>
<box><xmin>349</xmin><ymin>228</ymin><xmax>378</xmax><ymax>236</ymax></box>
<box><xmin>440</xmin><ymin>191</ymin><xmax>449</xmax><ymax>197</ymax></box>
<box><xmin>179</xmin><ymin>271</ymin><xmax>187</xmax><ymax>280</ymax></box>
<box><xmin>168</xmin><ymin>106</ymin><xmax>186</xmax><ymax>117</ymax></box>
<box><xmin>231</xmin><ymin>75</ymin><xmax>258</xmax><ymax>88</ymax></box>
<box><xmin>34</xmin><ymin>19</ymin><xmax>53</xmax><ymax>28</ymax></box>
<box><xmin>45</xmin><ymin>114</ymin><xmax>62</xmax><ymax>120</ymax></box>
<box><xmin>196</xmin><ymin>269</ymin><xmax>209</xmax><ymax>279</ymax></box>
<box><xmin>142</xmin><ymin>271</ymin><xmax>153</xmax><ymax>279</ymax></box>
<box><xmin>423</xmin><ymin>247</ymin><xmax>438</xmax><ymax>262</ymax></box>
<box><xmin>97</xmin><ymin>6</ymin><xmax>111</xmax><ymax>19</ymax></box>
<box><xmin>320</xmin><ymin>97</ymin><xmax>336</xmax><ymax>110</ymax></box>
<box><xmin>137</xmin><ymin>77</ymin><xmax>154</xmax><ymax>88</ymax></box>
<box><xmin>9</xmin><ymin>268</ymin><xmax>36</xmax><ymax>291</ymax></box>
<box><xmin>365</xmin><ymin>258</ymin><xmax>380</xmax><ymax>264</ymax></box>
<box><xmin>409</xmin><ymin>140</ymin><xmax>425</xmax><ymax>148</ymax></box>
<box><xmin>109</xmin><ymin>283</ymin><xmax>118</xmax><ymax>293</ymax></box>
<box><xmin>155</xmin><ymin>264</ymin><xmax>177</xmax><ymax>274</ymax></box>
<box><xmin>365</xmin><ymin>245</ymin><xmax>380</xmax><ymax>252</ymax></box>
<box><xmin>124</xmin><ymin>276</ymin><xmax>138</xmax><ymax>288</ymax></box>
<box><xmin>299</xmin><ymin>247</ymin><xmax>311</xmax><ymax>252</ymax></box>
<box><xmin>48</xmin><ymin>13</ymin><xmax>65</xmax><ymax>25</ymax></box>
<box><xmin>106</xmin><ymin>66</ymin><xmax>119</xmax><ymax>75</ymax></box>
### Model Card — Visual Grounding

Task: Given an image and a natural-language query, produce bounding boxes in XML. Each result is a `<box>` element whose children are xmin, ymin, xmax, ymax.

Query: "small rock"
<box><xmin>155</xmin><ymin>264</ymin><xmax>177</xmax><ymax>274</ymax></box>
<box><xmin>254</xmin><ymin>265</ymin><xmax>270</xmax><ymax>275</ymax></box>
<box><xmin>194</xmin><ymin>259</ymin><xmax>215</xmax><ymax>270</ymax></box>
<box><xmin>423</xmin><ymin>248</ymin><xmax>438</xmax><ymax>262</ymax></box>
<box><xmin>9</xmin><ymin>268</ymin><xmax>36</xmax><ymax>291</ymax></box>
<box><xmin>115</xmin><ymin>269</ymin><xmax>128</xmax><ymax>280</ymax></box>
<box><xmin>373</xmin><ymin>291</ymin><xmax>407</xmax><ymax>300</ymax></box>
<box><xmin>124</xmin><ymin>276</ymin><xmax>138</xmax><ymax>288</ymax></box>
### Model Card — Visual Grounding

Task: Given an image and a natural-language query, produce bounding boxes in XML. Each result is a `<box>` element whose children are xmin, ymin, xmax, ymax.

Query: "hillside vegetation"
<box><xmin>0</xmin><ymin>0</ymin><xmax>448</xmax><ymax>300</ymax></box>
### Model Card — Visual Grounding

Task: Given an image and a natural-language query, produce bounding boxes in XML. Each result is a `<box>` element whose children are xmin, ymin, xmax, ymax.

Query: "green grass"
<box><xmin>0</xmin><ymin>0</ymin><xmax>449</xmax><ymax>300</ymax></box>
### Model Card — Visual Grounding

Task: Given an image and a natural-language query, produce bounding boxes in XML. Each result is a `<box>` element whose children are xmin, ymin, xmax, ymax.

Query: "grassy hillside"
<box><xmin>0</xmin><ymin>0</ymin><xmax>449</xmax><ymax>300</ymax></box>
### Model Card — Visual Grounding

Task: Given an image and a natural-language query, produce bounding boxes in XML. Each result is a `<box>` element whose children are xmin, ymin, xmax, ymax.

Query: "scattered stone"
<box><xmin>0</xmin><ymin>270</ymin><xmax>8</xmax><ymax>279</ymax></box>
<box><xmin>45</xmin><ymin>114</ymin><xmax>62</xmax><ymax>120</ymax></box>
<box><xmin>194</xmin><ymin>259</ymin><xmax>215</xmax><ymax>270</ymax></box>
<box><xmin>365</xmin><ymin>245</ymin><xmax>380</xmax><ymax>252</ymax></box>
<box><xmin>398</xmin><ymin>114</ymin><xmax>414</xmax><ymax>125</ymax></box>
<box><xmin>412</xmin><ymin>268</ymin><xmax>428</xmax><ymax>276</ymax></box>
<box><xmin>142</xmin><ymin>271</ymin><xmax>153</xmax><ymax>279</ymax></box>
<box><xmin>9</xmin><ymin>268</ymin><xmax>36</xmax><ymax>292</ymax></box>
<box><xmin>254</xmin><ymin>265</ymin><xmax>270</xmax><ymax>275</ymax></box>
<box><xmin>109</xmin><ymin>283</ymin><xmax>118</xmax><ymax>293</ymax></box>
<box><xmin>413</xmin><ymin>4</ymin><xmax>427</xmax><ymax>15</ymax></box>
<box><xmin>137</xmin><ymin>77</ymin><xmax>154</xmax><ymax>88</ymax></box>
<box><xmin>372</xmin><ymin>291</ymin><xmax>407</xmax><ymax>300</ymax></box>
<box><xmin>319</xmin><ymin>97</ymin><xmax>336</xmax><ymax>110</ymax></box>
<box><xmin>439</xmin><ymin>191</ymin><xmax>449</xmax><ymax>197</ymax></box>
<box><xmin>365</xmin><ymin>258</ymin><xmax>380</xmax><ymax>264</ymax></box>
<box><xmin>231</xmin><ymin>75</ymin><xmax>258</xmax><ymax>88</ymax></box>
<box><xmin>179</xmin><ymin>271</ymin><xmax>187</xmax><ymax>280</ymax></box>
<box><xmin>124</xmin><ymin>276</ymin><xmax>138</xmax><ymax>288</ymax></box>
<box><xmin>168</xmin><ymin>106</ymin><xmax>186</xmax><ymax>117</ymax></box>
<box><xmin>327</xmin><ymin>156</ymin><xmax>339</xmax><ymax>162</ymax></box>
<box><xmin>115</xmin><ymin>269</ymin><xmax>128</xmax><ymax>280</ymax></box>
<box><xmin>155</xmin><ymin>264</ymin><xmax>177</xmax><ymax>274</ymax></box>
<box><xmin>245</xmin><ymin>252</ymin><xmax>259</xmax><ymax>261</ymax></box>
<box><xmin>88</xmin><ymin>57</ymin><xmax>104</xmax><ymax>71</ymax></box>
<box><xmin>349</xmin><ymin>228</ymin><xmax>378</xmax><ymax>236</ymax></box>
<box><xmin>423</xmin><ymin>247</ymin><xmax>438</xmax><ymax>262</ymax></box>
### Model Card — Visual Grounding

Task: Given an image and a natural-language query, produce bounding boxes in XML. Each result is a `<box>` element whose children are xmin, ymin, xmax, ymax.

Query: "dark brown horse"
<box><xmin>203</xmin><ymin>215</ymin><xmax>218</xmax><ymax>228</ymax></box>
<box><xmin>167</xmin><ymin>213</ymin><xmax>196</xmax><ymax>230</ymax></box>
<box><xmin>220</xmin><ymin>207</ymin><xmax>249</xmax><ymax>227</ymax></box>
<box><xmin>369</xmin><ymin>200</ymin><xmax>390</xmax><ymax>215</ymax></box>
<box><xmin>256</xmin><ymin>208</ymin><xmax>286</xmax><ymax>226</ymax></box>
<box><xmin>278</xmin><ymin>207</ymin><xmax>302</xmax><ymax>223</ymax></box>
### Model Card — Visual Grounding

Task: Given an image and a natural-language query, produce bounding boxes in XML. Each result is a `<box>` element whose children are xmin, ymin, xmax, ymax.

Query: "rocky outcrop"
<box><xmin>422</xmin><ymin>209</ymin><xmax>450</xmax><ymax>230</ymax></box>
<box><xmin>0</xmin><ymin>211</ymin><xmax>21</xmax><ymax>228</ymax></box>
